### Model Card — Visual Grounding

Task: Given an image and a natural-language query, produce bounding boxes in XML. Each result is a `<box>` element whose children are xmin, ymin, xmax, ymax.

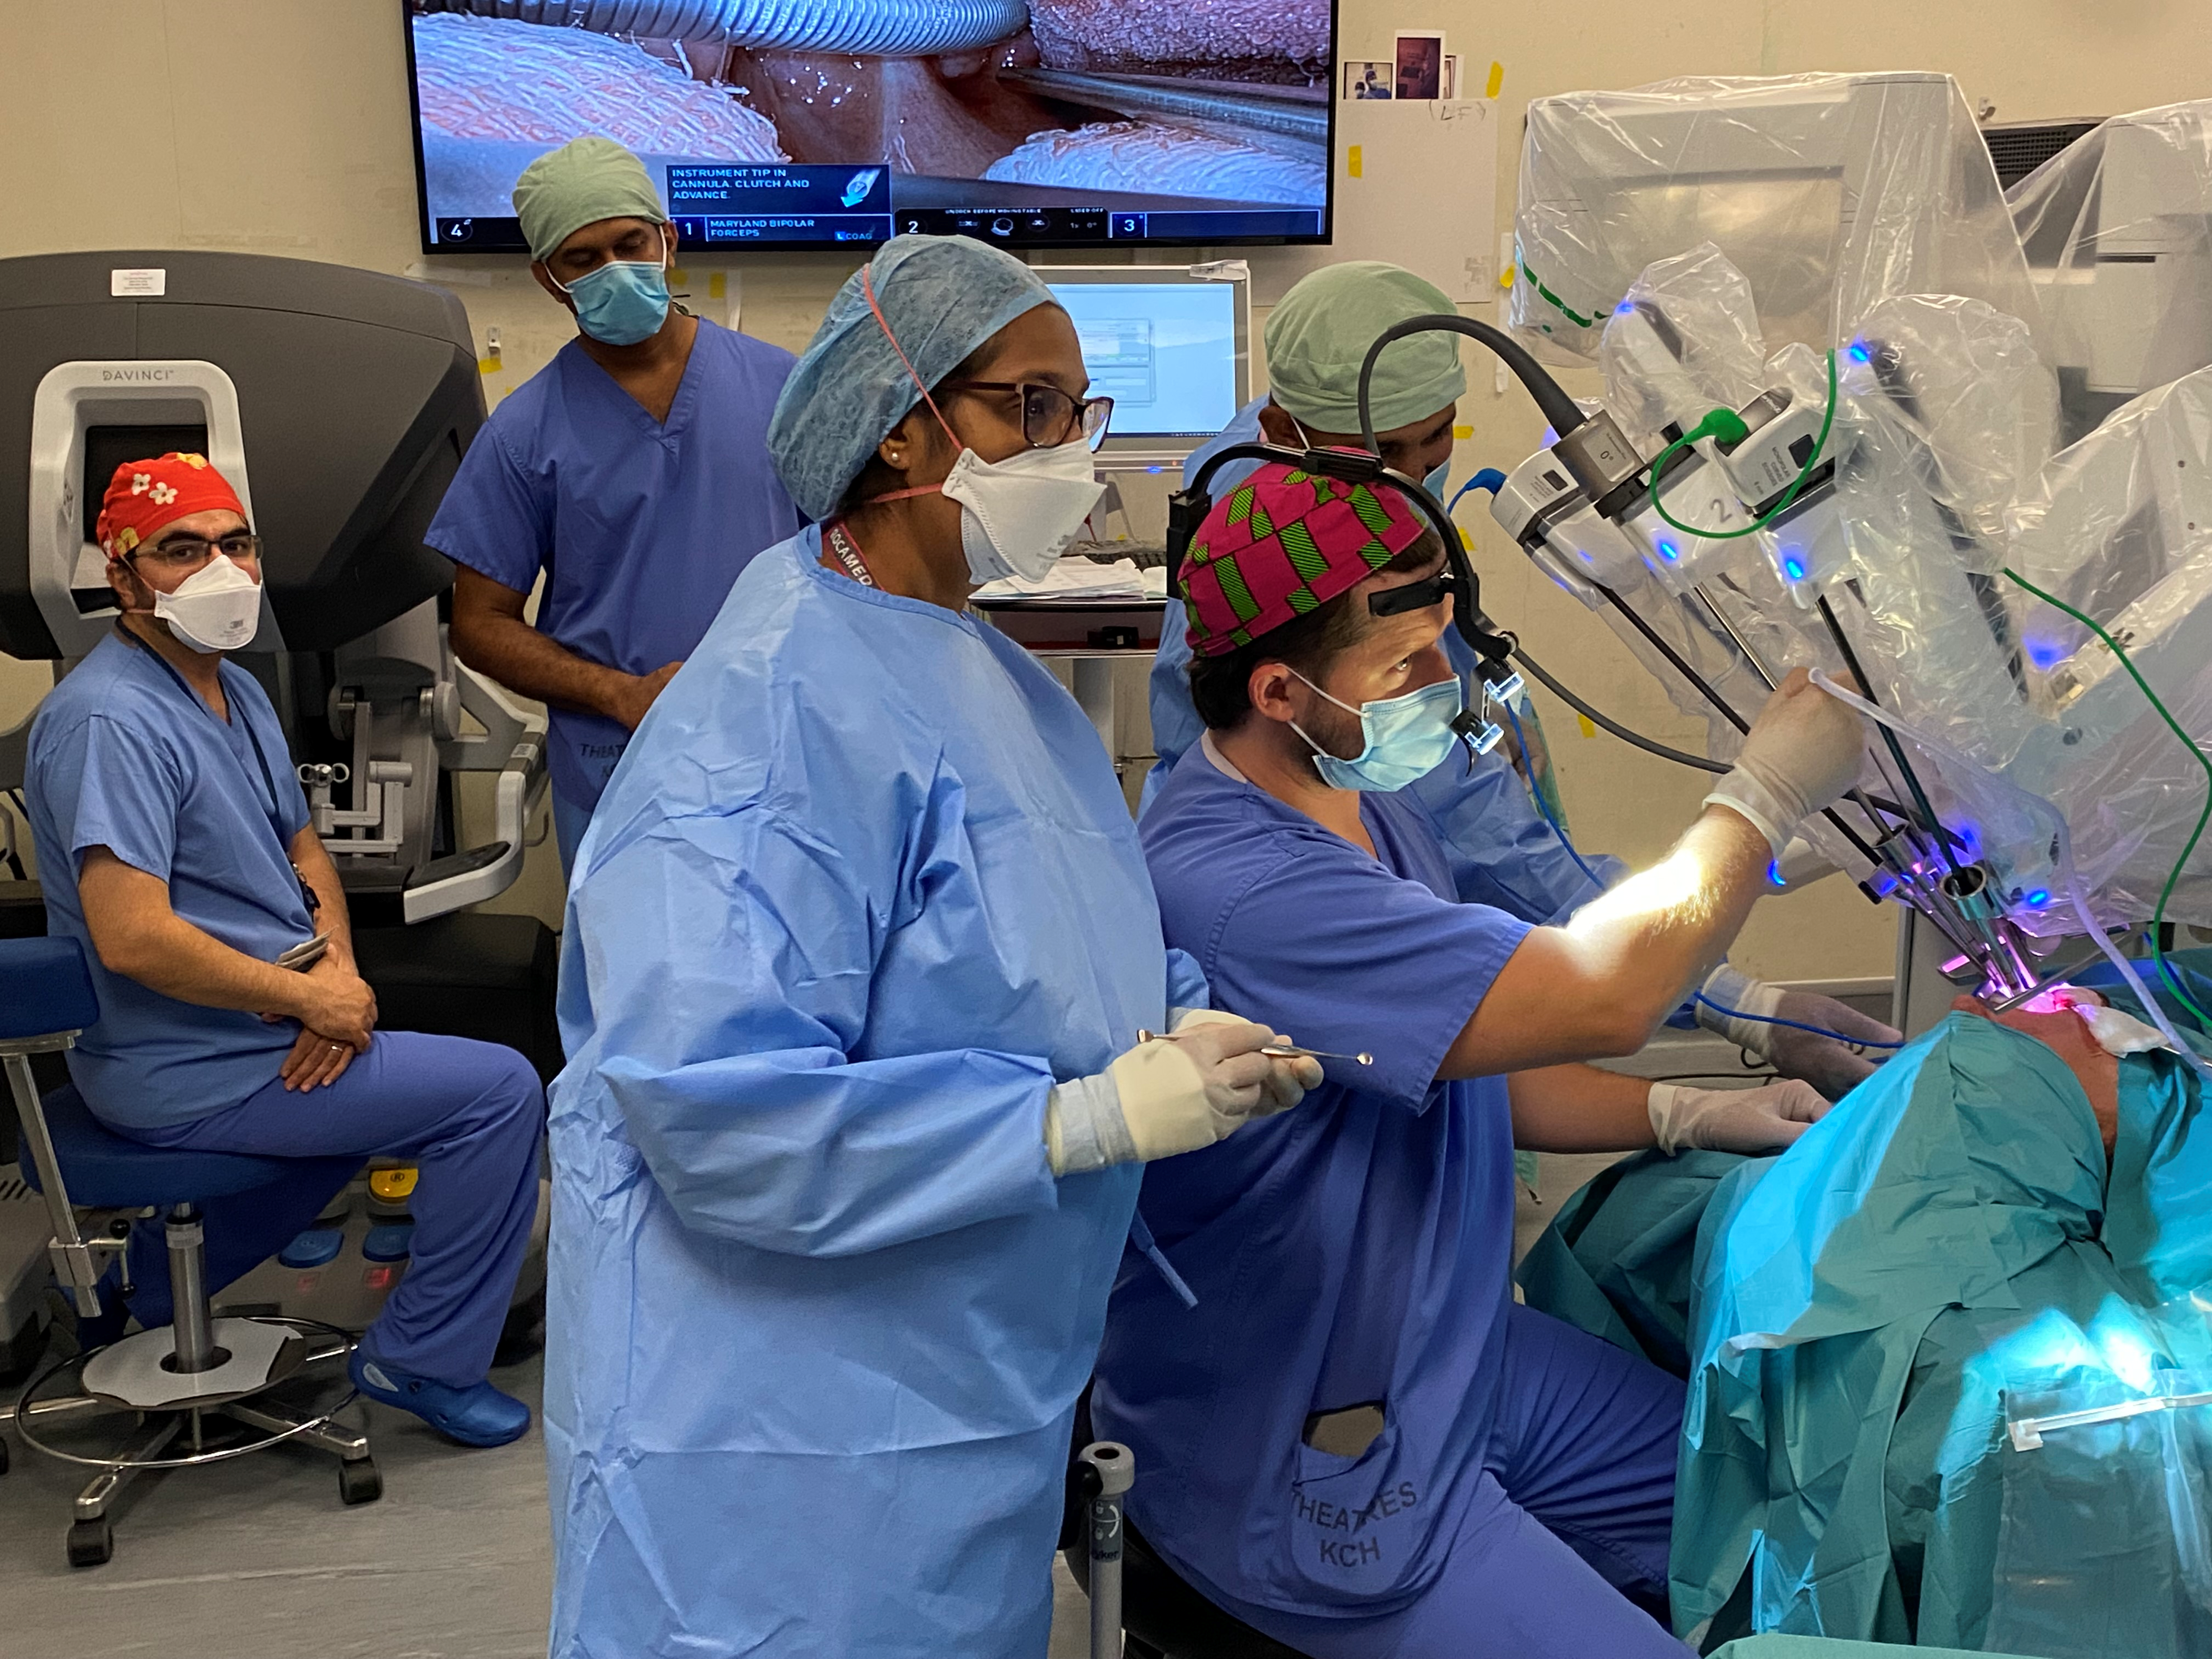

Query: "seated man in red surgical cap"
<box><xmin>23</xmin><ymin>452</ymin><xmax>545</xmax><ymax>1448</ymax></box>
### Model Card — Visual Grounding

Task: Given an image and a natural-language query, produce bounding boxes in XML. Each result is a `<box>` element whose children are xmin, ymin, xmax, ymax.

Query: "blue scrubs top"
<box><xmin>425</xmin><ymin>317</ymin><xmax>803</xmax><ymax>814</ymax></box>
<box><xmin>1145</xmin><ymin>397</ymin><xmax>1624</xmax><ymax>923</ymax></box>
<box><xmin>26</xmin><ymin>632</ymin><xmax>314</xmax><ymax>1130</ymax></box>
<box><xmin>1093</xmin><ymin>741</ymin><xmax>1536</xmax><ymax>1616</ymax></box>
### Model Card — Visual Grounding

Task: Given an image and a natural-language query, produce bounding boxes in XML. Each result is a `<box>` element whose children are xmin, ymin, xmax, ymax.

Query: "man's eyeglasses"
<box><xmin>127</xmin><ymin>533</ymin><xmax>262</xmax><ymax>574</ymax></box>
<box><xmin>939</xmin><ymin>381</ymin><xmax>1115</xmax><ymax>451</ymax></box>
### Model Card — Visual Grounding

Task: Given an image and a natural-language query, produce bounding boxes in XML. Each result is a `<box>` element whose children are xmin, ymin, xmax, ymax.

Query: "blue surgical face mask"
<box><xmin>557</xmin><ymin>240</ymin><xmax>671</xmax><ymax>347</ymax></box>
<box><xmin>1289</xmin><ymin>667</ymin><xmax>1464</xmax><ymax>792</ymax></box>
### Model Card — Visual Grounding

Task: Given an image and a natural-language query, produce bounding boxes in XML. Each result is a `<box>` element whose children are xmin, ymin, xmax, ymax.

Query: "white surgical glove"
<box><xmin>1704</xmin><ymin>669</ymin><xmax>1869</xmax><ymax>857</ymax></box>
<box><xmin>1695</xmin><ymin>964</ymin><xmax>1903</xmax><ymax>1100</ymax></box>
<box><xmin>1044</xmin><ymin>1018</ymin><xmax>1324</xmax><ymax>1175</ymax></box>
<box><xmin>1648</xmin><ymin>1077</ymin><xmax>1831</xmax><ymax>1155</ymax></box>
<box><xmin>1167</xmin><ymin>1007</ymin><xmax>1315</xmax><ymax>1112</ymax></box>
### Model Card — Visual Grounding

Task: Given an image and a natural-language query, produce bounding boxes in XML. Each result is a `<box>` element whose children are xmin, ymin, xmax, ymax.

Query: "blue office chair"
<box><xmin>0</xmin><ymin>936</ymin><xmax>379</xmax><ymax>1568</ymax></box>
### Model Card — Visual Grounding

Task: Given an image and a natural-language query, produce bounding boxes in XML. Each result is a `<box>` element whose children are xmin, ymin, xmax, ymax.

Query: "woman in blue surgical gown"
<box><xmin>542</xmin><ymin>234</ymin><xmax>1317</xmax><ymax>1659</ymax></box>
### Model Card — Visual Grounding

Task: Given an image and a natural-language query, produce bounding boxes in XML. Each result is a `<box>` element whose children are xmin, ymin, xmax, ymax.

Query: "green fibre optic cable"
<box><xmin>2003</xmin><ymin>566</ymin><xmax>2212</xmax><ymax>1033</ymax></box>
<box><xmin>1645</xmin><ymin>348</ymin><xmax>1840</xmax><ymax>542</ymax></box>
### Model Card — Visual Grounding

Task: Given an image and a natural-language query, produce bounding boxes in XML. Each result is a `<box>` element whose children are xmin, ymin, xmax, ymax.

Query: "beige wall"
<box><xmin>2</xmin><ymin>0</ymin><xmax>2205</xmax><ymax>974</ymax></box>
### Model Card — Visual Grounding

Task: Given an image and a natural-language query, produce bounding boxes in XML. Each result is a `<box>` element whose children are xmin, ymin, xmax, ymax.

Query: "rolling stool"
<box><xmin>1062</xmin><ymin>1392</ymin><xmax>1312</xmax><ymax>1659</ymax></box>
<box><xmin>0</xmin><ymin>936</ymin><xmax>379</xmax><ymax>1567</ymax></box>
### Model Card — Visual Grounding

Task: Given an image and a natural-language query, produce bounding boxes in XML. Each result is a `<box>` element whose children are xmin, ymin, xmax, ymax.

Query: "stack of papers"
<box><xmin>972</xmin><ymin>557</ymin><xmax>1166</xmax><ymax>602</ymax></box>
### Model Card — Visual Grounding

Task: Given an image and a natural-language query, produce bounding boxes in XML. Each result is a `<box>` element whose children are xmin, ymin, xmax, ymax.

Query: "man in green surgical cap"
<box><xmin>428</xmin><ymin>136</ymin><xmax>803</xmax><ymax>872</ymax></box>
<box><xmin>1144</xmin><ymin>262</ymin><xmax>1471</xmax><ymax>816</ymax></box>
<box><xmin>1255</xmin><ymin>260</ymin><xmax>1472</xmax><ymax>482</ymax></box>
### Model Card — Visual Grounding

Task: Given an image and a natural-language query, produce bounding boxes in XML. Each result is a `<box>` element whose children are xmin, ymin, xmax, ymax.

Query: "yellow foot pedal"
<box><xmin>367</xmin><ymin>1166</ymin><xmax>419</xmax><ymax>1221</ymax></box>
<box><xmin>368</xmin><ymin>1167</ymin><xmax>418</xmax><ymax>1203</ymax></box>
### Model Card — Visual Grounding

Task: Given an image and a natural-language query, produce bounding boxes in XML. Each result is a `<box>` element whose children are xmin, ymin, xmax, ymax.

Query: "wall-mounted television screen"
<box><xmin>404</xmin><ymin>1</ymin><xmax>1336</xmax><ymax>256</ymax></box>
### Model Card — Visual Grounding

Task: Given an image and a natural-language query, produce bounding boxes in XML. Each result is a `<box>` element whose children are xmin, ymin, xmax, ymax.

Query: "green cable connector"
<box><xmin>1643</xmin><ymin>349</ymin><xmax>1839</xmax><ymax>543</ymax></box>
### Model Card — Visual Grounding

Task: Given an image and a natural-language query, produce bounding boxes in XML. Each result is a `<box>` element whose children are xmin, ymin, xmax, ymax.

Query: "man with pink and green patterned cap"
<box><xmin>1177</xmin><ymin>462</ymin><xmax>1431</xmax><ymax>662</ymax></box>
<box><xmin>1092</xmin><ymin>461</ymin><xmax>1876</xmax><ymax>1656</ymax></box>
<box><xmin>1149</xmin><ymin>261</ymin><xmax>1898</xmax><ymax>1103</ymax></box>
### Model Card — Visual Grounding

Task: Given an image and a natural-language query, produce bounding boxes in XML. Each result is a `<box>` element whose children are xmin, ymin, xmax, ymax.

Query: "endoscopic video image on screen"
<box><xmin>407</xmin><ymin>1</ymin><xmax>1335</xmax><ymax>252</ymax></box>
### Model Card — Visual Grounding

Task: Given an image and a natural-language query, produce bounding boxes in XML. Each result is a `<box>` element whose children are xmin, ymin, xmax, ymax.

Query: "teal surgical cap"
<box><xmin>768</xmin><ymin>234</ymin><xmax>1054</xmax><ymax>523</ymax></box>
<box><xmin>513</xmin><ymin>136</ymin><xmax>667</xmax><ymax>264</ymax></box>
<box><xmin>1263</xmin><ymin>261</ymin><xmax>1467</xmax><ymax>435</ymax></box>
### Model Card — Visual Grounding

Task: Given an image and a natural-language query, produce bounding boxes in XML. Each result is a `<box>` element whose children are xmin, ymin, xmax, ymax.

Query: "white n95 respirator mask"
<box><xmin>940</xmin><ymin>439</ymin><xmax>1106</xmax><ymax>585</ymax></box>
<box><xmin>858</xmin><ymin>267</ymin><xmax>1106</xmax><ymax>586</ymax></box>
<box><xmin>155</xmin><ymin>555</ymin><xmax>263</xmax><ymax>654</ymax></box>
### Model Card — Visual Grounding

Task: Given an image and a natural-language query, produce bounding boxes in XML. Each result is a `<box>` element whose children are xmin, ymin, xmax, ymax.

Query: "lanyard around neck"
<box><xmin>823</xmin><ymin>519</ymin><xmax>878</xmax><ymax>588</ymax></box>
<box><xmin>114</xmin><ymin>621</ymin><xmax>287</xmax><ymax>841</ymax></box>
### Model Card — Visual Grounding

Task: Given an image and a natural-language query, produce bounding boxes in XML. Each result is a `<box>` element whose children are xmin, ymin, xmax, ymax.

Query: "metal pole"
<box><xmin>1081</xmin><ymin>1440</ymin><xmax>1134</xmax><ymax>1659</ymax></box>
<box><xmin>1592</xmin><ymin>582</ymin><xmax>1885</xmax><ymax>867</ymax></box>
<box><xmin>2</xmin><ymin>1045</ymin><xmax>106</xmax><ymax>1314</ymax></box>
<box><xmin>165</xmin><ymin>1204</ymin><xmax>218</xmax><ymax>1373</ymax></box>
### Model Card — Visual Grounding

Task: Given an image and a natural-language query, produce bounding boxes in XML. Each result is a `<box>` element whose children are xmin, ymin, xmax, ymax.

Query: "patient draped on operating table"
<box><xmin>1519</xmin><ymin>966</ymin><xmax>2212</xmax><ymax>1657</ymax></box>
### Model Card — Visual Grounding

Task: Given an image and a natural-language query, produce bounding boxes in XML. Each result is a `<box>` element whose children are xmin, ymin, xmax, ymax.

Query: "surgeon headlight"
<box><xmin>1366</xmin><ymin>568</ymin><xmax>1455</xmax><ymax>619</ymax></box>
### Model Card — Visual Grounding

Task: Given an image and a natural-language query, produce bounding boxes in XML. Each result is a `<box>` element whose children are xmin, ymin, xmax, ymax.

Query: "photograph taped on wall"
<box><xmin>1393</xmin><ymin>32</ymin><xmax>1445</xmax><ymax>101</ymax></box>
<box><xmin>1344</xmin><ymin>61</ymin><xmax>1394</xmax><ymax>101</ymax></box>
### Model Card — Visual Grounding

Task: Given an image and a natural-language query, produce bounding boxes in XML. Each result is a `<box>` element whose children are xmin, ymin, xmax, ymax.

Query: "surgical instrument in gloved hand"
<box><xmin>1044</xmin><ymin>1018</ymin><xmax>1323</xmax><ymax>1175</ymax></box>
<box><xmin>1262</xmin><ymin>1043</ymin><xmax>1373</xmax><ymax>1066</ymax></box>
<box><xmin>1138</xmin><ymin>1011</ymin><xmax>1321</xmax><ymax>1110</ymax></box>
<box><xmin>1138</xmin><ymin>1029</ymin><xmax>1373</xmax><ymax>1067</ymax></box>
<box><xmin>1703</xmin><ymin>668</ymin><xmax>1870</xmax><ymax>858</ymax></box>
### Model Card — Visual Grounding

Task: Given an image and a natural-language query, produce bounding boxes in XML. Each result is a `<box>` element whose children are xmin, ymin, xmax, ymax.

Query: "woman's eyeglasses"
<box><xmin>940</xmin><ymin>381</ymin><xmax>1115</xmax><ymax>451</ymax></box>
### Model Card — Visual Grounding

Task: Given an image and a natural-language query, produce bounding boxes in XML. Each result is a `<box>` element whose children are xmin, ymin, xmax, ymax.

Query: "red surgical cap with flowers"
<box><xmin>96</xmin><ymin>452</ymin><xmax>247</xmax><ymax>561</ymax></box>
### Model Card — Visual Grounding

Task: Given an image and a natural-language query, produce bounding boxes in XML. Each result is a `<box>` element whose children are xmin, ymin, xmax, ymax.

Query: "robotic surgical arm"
<box><xmin>1487</xmin><ymin>262</ymin><xmax>2212</xmax><ymax>1023</ymax></box>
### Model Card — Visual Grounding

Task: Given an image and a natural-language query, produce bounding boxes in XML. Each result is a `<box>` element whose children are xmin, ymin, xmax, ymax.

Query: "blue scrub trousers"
<box><xmin>1228</xmin><ymin>1305</ymin><xmax>1690</xmax><ymax>1658</ymax></box>
<box><xmin>118</xmin><ymin>1030</ymin><xmax>544</xmax><ymax>1387</ymax></box>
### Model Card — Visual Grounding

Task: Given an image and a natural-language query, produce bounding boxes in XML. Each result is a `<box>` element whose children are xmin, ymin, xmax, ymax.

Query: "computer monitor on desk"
<box><xmin>1045</xmin><ymin>267</ymin><xmax>1250</xmax><ymax>465</ymax></box>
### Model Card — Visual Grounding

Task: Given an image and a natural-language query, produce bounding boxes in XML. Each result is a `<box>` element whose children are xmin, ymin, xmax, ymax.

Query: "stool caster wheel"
<box><xmin>67</xmin><ymin>1518</ymin><xmax>113</xmax><ymax>1568</ymax></box>
<box><xmin>339</xmin><ymin>1456</ymin><xmax>382</xmax><ymax>1506</ymax></box>
<box><xmin>1</xmin><ymin>1435</ymin><xmax>11</xmax><ymax>1475</ymax></box>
